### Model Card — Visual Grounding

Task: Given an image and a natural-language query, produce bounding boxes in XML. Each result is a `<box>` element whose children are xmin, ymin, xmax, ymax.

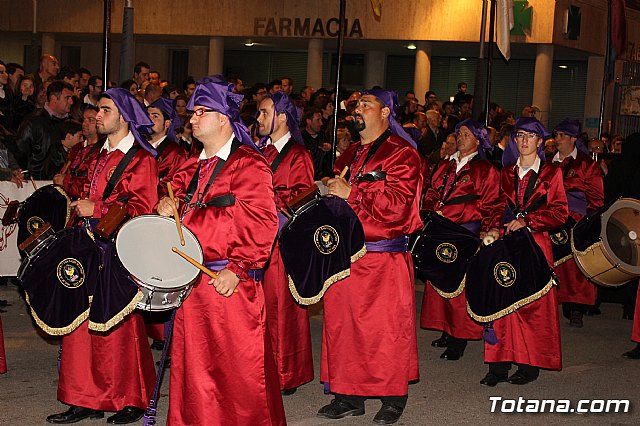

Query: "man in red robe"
<box><xmin>550</xmin><ymin>119</ymin><xmax>603</xmax><ymax>327</ymax></box>
<box><xmin>481</xmin><ymin>117</ymin><xmax>568</xmax><ymax>387</ymax></box>
<box><xmin>47</xmin><ymin>88</ymin><xmax>159</xmax><ymax>424</ymax></box>
<box><xmin>257</xmin><ymin>91</ymin><xmax>314</xmax><ymax>395</ymax></box>
<box><xmin>420</xmin><ymin>118</ymin><xmax>501</xmax><ymax>360</ymax></box>
<box><xmin>320</xmin><ymin>90</ymin><xmax>423</xmax><ymax>425</ymax></box>
<box><xmin>157</xmin><ymin>75</ymin><xmax>285</xmax><ymax>426</ymax></box>
<box><xmin>623</xmin><ymin>285</ymin><xmax>640</xmax><ymax>359</ymax></box>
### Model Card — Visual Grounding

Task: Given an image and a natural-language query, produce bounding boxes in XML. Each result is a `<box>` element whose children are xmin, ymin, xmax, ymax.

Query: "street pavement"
<box><xmin>1</xmin><ymin>280</ymin><xmax>638</xmax><ymax>426</ymax></box>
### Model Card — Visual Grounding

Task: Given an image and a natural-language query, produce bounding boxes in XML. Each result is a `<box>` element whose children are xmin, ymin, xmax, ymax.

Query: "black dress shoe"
<box><xmin>46</xmin><ymin>406</ymin><xmax>104</xmax><ymax>424</ymax></box>
<box><xmin>106</xmin><ymin>406</ymin><xmax>145</xmax><ymax>424</ymax></box>
<box><xmin>373</xmin><ymin>404</ymin><xmax>404</xmax><ymax>425</ymax></box>
<box><xmin>622</xmin><ymin>345</ymin><xmax>640</xmax><ymax>359</ymax></box>
<box><xmin>569</xmin><ymin>311</ymin><xmax>584</xmax><ymax>328</ymax></box>
<box><xmin>281</xmin><ymin>387</ymin><xmax>297</xmax><ymax>396</ymax></box>
<box><xmin>440</xmin><ymin>348</ymin><xmax>463</xmax><ymax>361</ymax></box>
<box><xmin>480</xmin><ymin>372</ymin><xmax>507</xmax><ymax>387</ymax></box>
<box><xmin>431</xmin><ymin>333</ymin><xmax>449</xmax><ymax>348</ymax></box>
<box><xmin>507</xmin><ymin>372</ymin><xmax>536</xmax><ymax>385</ymax></box>
<box><xmin>317</xmin><ymin>399</ymin><xmax>365</xmax><ymax>419</ymax></box>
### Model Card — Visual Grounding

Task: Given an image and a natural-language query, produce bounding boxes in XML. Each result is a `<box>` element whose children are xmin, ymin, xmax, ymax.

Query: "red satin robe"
<box><xmin>420</xmin><ymin>154</ymin><xmax>501</xmax><ymax>340</ymax></box>
<box><xmin>61</xmin><ymin>140</ymin><xmax>102</xmax><ymax>199</ymax></box>
<box><xmin>156</xmin><ymin>138</ymin><xmax>188</xmax><ymax>199</ymax></box>
<box><xmin>485</xmin><ymin>161</ymin><xmax>568</xmax><ymax>370</ymax></box>
<box><xmin>166</xmin><ymin>143</ymin><xmax>285</xmax><ymax>426</ymax></box>
<box><xmin>263</xmin><ymin>141</ymin><xmax>314</xmax><ymax>390</ymax></box>
<box><xmin>633</xmin><ymin>285</ymin><xmax>640</xmax><ymax>343</ymax></box>
<box><xmin>321</xmin><ymin>133</ymin><xmax>423</xmax><ymax>396</ymax></box>
<box><xmin>551</xmin><ymin>150</ymin><xmax>604</xmax><ymax>306</ymax></box>
<box><xmin>0</xmin><ymin>316</ymin><xmax>6</xmax><ymax>374</ymax></box>
<box><xmin>58</xmin><ymin>140</ymin><xmax>159</xmax><ymax>412</ymax></box>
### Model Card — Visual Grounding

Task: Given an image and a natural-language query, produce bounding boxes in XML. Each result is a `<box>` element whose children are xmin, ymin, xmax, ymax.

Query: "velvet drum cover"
<box><xmin>279</xmin><ymin>196</ymin><xmax>366</xmax><ymax>305</ymax></box>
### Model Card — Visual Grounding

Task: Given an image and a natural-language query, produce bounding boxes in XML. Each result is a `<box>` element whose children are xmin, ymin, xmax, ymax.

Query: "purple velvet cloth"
<box><xmin>456</xmin><ymin>118</ymin><xmax>493</xmax><ymax>159</ymax></box>
<box><xmin>502</xmin><ymin>117</ymin><xmax>549</xmax><ymax>167</ymax></box>
<box><xmin>186</xmin><ymin>75</ymin><xmax>259</xmax><ymax>152</ymax></box>
<box><xmin>365</xmin><ymin>235</ymin><xmax>409</xmax><ymax>252</ymax></box>
<box><xmin>149</xmin><ymin>97</ymin><xmax>180</xmax><ymax>142</ymax></box>
<box><xmin>101</xmin><ymin>88</ymin><xmax>156</xmax><ymax>157</ymax></box>
<box><xmin>460</xmin><ymin>220</ymin><xmax>482</xmax><ymax>235</ymax></box>
<box><xmin>362</xmin><ymin>89</ymin><xmax>417</xmax><ymax>149</ymax></box>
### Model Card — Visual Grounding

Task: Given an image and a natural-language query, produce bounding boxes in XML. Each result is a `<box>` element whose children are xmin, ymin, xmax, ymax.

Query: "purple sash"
<box><xmin>204</xmin><ymin>260</ymin><xmax>264</xmax><ymax>281</ymax></box>
<box><xmin>567</xmin><ymin>190</ymin><xmax>588</xmax><ymax>216</ymax></box>
<box><xmin>365</xmin><ymin>235</ymin><xmax>409</xmax><ymax>253</ymax></box>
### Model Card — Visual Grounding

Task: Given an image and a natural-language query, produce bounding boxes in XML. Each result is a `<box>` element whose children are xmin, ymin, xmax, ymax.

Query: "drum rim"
<box><xmin>115</xmin><ymin>214</ymin><xmax>204</xmax><ymax>288</ymax></box>
<box><xmin>599</xmin><ymin>198</ymin><xmax>640</xmax><ymax>274</ymax></box>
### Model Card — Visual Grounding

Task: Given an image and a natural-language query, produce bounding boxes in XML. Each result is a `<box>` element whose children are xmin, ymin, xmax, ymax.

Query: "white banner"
<box><xmin>0</xmin><ymin>181</ymin><xmax>52</xmax><ymax>276</ymax></box>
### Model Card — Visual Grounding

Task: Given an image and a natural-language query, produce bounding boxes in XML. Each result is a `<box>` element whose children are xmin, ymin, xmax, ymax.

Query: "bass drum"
<box><xmin>572</xmin><ymin>198</ymin><xmax>640</xmax><ymax>287</ymax></box>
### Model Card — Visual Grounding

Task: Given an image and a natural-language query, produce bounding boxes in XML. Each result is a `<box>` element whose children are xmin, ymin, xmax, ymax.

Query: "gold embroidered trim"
<box><xmin>350</xmin><ymin>245</ymin><xmax>367</xmax><ymax>263</ymax></box>
<box><xmin>570</xmin><ymin>227</ymin><xmax>601</xmax><ymax>257</ymax></box>
<box><xmin>553</xmin><ymin>254</ymin><xmax>573</xmax><ymax>267</ymax></box>
<box><xmin>431</xmin><ymin>274</ymin><xmax>466</xmax><ymax>299</ymax></box>
<box><xmin>88</xmin><ymin>291</ymin><xmax>144</xmax><ymax>332</ymax></box>
<box><xmin>24</xmin><ymin>292</ymin><xmax>89</xmax><ymax>336</ymax></box>
<box><xmin>53</xmin><ymin>185</ymin><xmax>72</xmax><ymax>226</ymax></box>
<box><xmin>288</xmin><ymin>268</ymin><xmax>351</xmax><ymax>306</ymax></box>
<box><xmin>466</xmin><ymin>277</ymin><xmax>556</xmax><ymax>323</ymax></box>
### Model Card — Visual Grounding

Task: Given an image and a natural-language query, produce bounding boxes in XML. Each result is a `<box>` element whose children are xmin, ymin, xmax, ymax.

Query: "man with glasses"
<box><xmin>83</xmin><ymin>76</ymin><xmax>103</xmax><ymax>107</ymax></box>
<box><xmin>480</xmin><ymin>117</ymin><xmax>568</xmax><ymax>387</ymax></box>
<box><xmin>420</xmin><ymin>118</ymin><xmax>501</xmax><ymax>362</ymax></box>
<box><xmin>550</xmin><ymin>119</ymin><xmax>604</xmax><ymax>328</ymax></box>
<box><xmin>157</xmin><ymin>75</ymin><xmax>285</xmax><ymax>425</ymax></box>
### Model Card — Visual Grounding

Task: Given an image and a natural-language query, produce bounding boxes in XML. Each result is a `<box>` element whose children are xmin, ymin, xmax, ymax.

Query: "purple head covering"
<box><xmin>502</xmin><ymin>117</ymin><xmax>549</xmax><ymax>167</ymax></box>
<box><xmin>186</xmin><ymin>75</ymin><xmax>258</xmax><ymax>152</ymax></box>
<box><xmin>149</xmin><ymin>97</ymin><xmax>180</xmax><ymax>142</ymax></box>
<box><xmin>455</xmin><ymin>118</ymin><xmax>492</xmax><ymax>159</ymax></box>
<box><xmin>100</xmin><ymin>88</ymin><xmax>156</xmax><ymax>157</ymax></box>
<box><xmin>260</xmin><ymin>91</ymin><xmax>304</xmax><ymax>145</ymax></box>
<box><xmin>554</xmin><ymin>118</ymin><xmax>589</xmax><ymax>155</ymax></box>
<box><xmin>361</xmin><ymin>89</ymin><xmax>417</xmax><ymax>149</ymax></box>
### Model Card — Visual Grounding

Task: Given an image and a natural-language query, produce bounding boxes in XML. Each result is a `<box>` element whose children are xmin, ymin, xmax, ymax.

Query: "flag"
<box><xmin>496</xmin><ymin>0</ymin><xmax>515</xmax><ymax>61</ymax></box>
<box><xmin>370</xmin><ymin>0</ymin><xmax>382</xmax><ymax>18</ymax></box>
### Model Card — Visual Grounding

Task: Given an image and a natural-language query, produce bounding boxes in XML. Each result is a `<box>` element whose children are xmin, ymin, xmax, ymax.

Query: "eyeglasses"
<box><xmin>193</xmin><ymin>108</ymin><xmax>215</xmax><ymax>116</ymax></box>
<box><xmin>515</xmin><ymin>131</ymin><xmax>539</xmax><ymax>141</ymax></box>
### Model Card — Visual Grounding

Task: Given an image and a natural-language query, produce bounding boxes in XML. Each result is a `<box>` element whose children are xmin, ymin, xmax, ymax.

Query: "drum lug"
<box><xmin>162</xmin><ymin>293</ymin><xmax>171</xmax><ymax>306</ymax></box>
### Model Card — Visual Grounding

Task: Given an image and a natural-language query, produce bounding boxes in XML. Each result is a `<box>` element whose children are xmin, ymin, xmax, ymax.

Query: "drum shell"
<box><xmin>134</xmin><ymin>277</ymin><xmax>193</xmax><ymax>312</ymax></box>
<box><xmin>572</xmin><ymin>198</ymin><xmax>640</xmax><ymax>287</ymax></box>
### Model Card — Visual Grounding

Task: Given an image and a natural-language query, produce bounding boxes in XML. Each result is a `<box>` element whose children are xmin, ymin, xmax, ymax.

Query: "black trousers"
<box><xmin>336</xmin><ymin>393</ymin><xmax>408</xmax><ymax>410</ymax></box>
<box><xmin>488</xmin><ymin>362</ymin><xmax>539</xmax><ymax>380</ymax></box>
<box><xmin>447</xmin><ymin>336</ymin><xmax>468</xmax><ymax>353</ymax></box>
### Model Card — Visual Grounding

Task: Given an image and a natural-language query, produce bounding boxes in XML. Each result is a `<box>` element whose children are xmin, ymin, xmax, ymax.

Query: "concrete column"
<box><xmin>364</xmin><ymin>50</ymin><xmax>386</xmax><ymax>89</ymax></box>
<box><xmin>306</xmin><ymin>39</ymin><xmax>323</xmax><ymax>90</ymax></box>
<box><xmin>532</xmin><ymin>44</ymin><xmax>554</xmax><ymax>127</ymax></box>
<box><xmin>41</xmin><ymin>33</ymin><xmax>55</xmax><ymax>56</ymax></box>
<box><xmin>413</xmin><ymin>41</ymin><xmax>432</xmax><ymax>104</ymax></box>
<box><xmin>582</xmin><ymin>56</ymin><xmax>605</xmax><ymax>138</ymax></box>
<box><xmin>207</xmin><ymin>37</ymin><xmax>224</xmax><ymax>75</ymax></box>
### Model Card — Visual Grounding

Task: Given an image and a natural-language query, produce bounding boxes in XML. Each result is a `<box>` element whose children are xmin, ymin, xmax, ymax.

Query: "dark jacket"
<box><xmin>15</xmin><ymin>108</ymin><xmax>66</xmax><ymax>179</ymax></box>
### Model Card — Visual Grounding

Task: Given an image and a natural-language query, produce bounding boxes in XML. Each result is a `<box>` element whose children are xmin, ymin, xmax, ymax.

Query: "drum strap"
<box><xmin>183</xmin><ymin>138</ymin><xmax>242</xmax><ymax>208</ymax></box>
<box><xmin>345</xmin><ymin>129</ymin><xmax>390</xmax><ymax>182</ymax></box>
<box><xmin>270</xmin><ymin>139</ymin><xmax>296</xmax><ymax>174</ymax></box>
<box><xmin>102</xmin><ymin>145</ymin><xmax>143</xmax><ymax>202</ymax></box>
<box><xmin>438</xmin><ymin>155</ymin><xmax>481</xmax><ymax>205</ymax></box>
<box><xmin>70</xmin><ymin>142</ymin><xmax>102</xmax><ymax>177</ymax></box>
<box><xmin>561</xmin><ymin>157</ymin><xmax>575</xmax><ymax>178</ymax></box>
<box><xmin>154</xmin><ymin>138</ymin><xmax>172</xmax><ymax>159</ymax></box>
<box><xmin>442</xmin><ymin>194</ymin><xmax>480</xmax><ymax>206</ymax></box>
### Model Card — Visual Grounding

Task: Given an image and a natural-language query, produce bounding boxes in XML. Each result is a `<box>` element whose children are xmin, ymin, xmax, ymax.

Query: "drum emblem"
<box><xmin>57</xmin><ymin>258</ymin><xmax>85</xmax><ymax>289</ymax></box>
<box><xmin>494</xmin><ymin>262</ymin><xmax>517</xmax><ymax>287</ymax></box>
<box><xmin>314</xmin><ymin>225</ymin><xmax>339</xmax><ymax>255</ymax></box>
<box><xmin>551</xmin><ymin>230</ymin><xmax>569</xmax><ymax>245</ymax></box>
<box><xmin>27</xmin><ymin>216</ymin><xmax>45</xmax><ymax>234</ymax></box>
<box><xmin>436</xmin><ymin>243</ymin><xmax>458</xmax><ymax>263</ymax></box>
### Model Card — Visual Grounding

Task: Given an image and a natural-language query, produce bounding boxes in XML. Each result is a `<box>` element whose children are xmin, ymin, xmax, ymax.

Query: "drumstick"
<box><xmin>171</xmin><ymin>247</ymin><xmax>238</xmax><ymax>293</ymax></box>
<box><xmin>167</xmin><ymin>182</ymin><xmax>185</xmax><ymax>246</ymax></box>
<box><xmin>339</xmin><ymin>166</ymin><xmax>348</xmax><ymax>179</ymax></box>
<box><xmin>60</xmin><ymin>161</ymin><xmax>71</xmax><ymax>175</ymax></box>
<box><xmin>30</xmin><ymin>176</ymin><xmax>38</xmax><ymax>191</ymax></box>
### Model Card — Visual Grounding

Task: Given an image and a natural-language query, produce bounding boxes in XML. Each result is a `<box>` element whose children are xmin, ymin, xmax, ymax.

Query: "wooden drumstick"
<box><xmin>60</xmin><ymin>161</ymin><xmax>71</xmax><ymax>175</ymax></box>
<box><xmin>339</xmin><ymin>166</ymin><xmax>348</xmax><ymax>179</ymax></box>
<box><xmin>30</xmin><ymin>176</ymin><xmax>38</xmax><ymax>191</ymax></box>
<box><xmin>171</xmin><ymin>247</ymin><xmax>238</xmax><ymax>293</ymax></box>
<box><xmin>167</xmin><ymin>182</ymin><xmax>185</xmax><ymax>246</ymax></box>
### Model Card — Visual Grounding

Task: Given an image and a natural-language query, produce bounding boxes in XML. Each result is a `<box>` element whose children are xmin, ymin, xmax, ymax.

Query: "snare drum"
<box><xmin>572</xmin><ymin>198</ymin><xmax>640</xmax><ymax>287</ymax></box>
<box><xmin>115</xmin><ymin>215</ymin><xmax>203</xmax><ymax>311</ymax></box>
<box><xmin>17</xmin><ymin>185</ymin><xmax>71</xmax><ymax>247</ymax></box>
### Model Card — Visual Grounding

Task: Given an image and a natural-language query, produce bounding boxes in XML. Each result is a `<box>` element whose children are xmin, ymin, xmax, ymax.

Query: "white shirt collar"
<box><xmin>151</xmin><ymin>135</ymin><xmax>167</xmax><ymax>149</ymax></box>
<box><xmin>83</xmin><ymin>94</ymin><xmax>98</xmax><ymax>106</ymax></box>
<box><xmin>453</xmin><ymin>150</ymin><xmax>478</xmax><ymax>173</ymax></box>
<box><xmin>516</xmin><ymin>155</ymin><xmax>542</xmax><ymax>179</ymax></box>
<box><xmin>102</xmin><ymin>131</ymin><xmax>135</xmax><ymax>154</ymax></box>
<box><xmin>198</xmin><ymin>134</ymin><xmax>234</xmax><ymax>161</ymax></box>
<box><xmin>273</xmin><ymin>131</ymin><xmax>291</xmax><ymax>153</ymax></box>
<box><xmin>552</xmin><ymin>146</ymin><xmax>578</xmax><ymax>163</ymax></box>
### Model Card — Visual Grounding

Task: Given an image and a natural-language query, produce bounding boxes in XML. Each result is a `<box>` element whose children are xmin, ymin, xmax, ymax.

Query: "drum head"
<box><xmin>17</xmin><ymin>185</ymin><xmax>71</xmax><ymax>246</ymax></box>
<box><xmin>601</xmin><ymin>198</ymin><xmax>640</xmax><ymax>274</ymax></box>
<box><xmin>115</xmin><ymin>215</ymin><xmax>203</xmax><ymax>290</ymax></box>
